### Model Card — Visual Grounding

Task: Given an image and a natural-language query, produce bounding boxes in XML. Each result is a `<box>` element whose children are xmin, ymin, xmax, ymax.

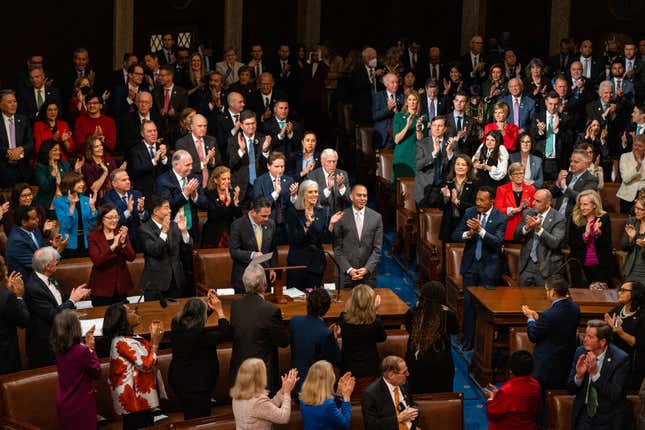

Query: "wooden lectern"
<box><xmin>263</xmin><ymin>265</ymin><xmax>307</xmax><ymax>304</ymax></box>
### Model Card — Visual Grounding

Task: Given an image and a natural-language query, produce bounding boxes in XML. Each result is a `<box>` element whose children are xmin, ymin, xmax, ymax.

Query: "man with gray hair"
<box><xmin>351</xmin><ymin>47</ymin><xmax>385</xmax><ymax>124</ymax></box>
<box><xmin>103</xmin><ymin>168</ymin><xmax>149</xmax><ymax>251</ymax></box>
<box><xmin>154</xmin><ymin>149</ymin><xmax>208</xmax><ymax>240</ymax></box>
<box><xmin>229</xmin><ymin>263</ymin><xmax>289</xmax><ymax>395</ymax></box>
<box><xmin>551</xmin><ymin>149</ymin><xmax>599</xmax><ymax>218</ymax></box>
<box><xmin>175</xmin><ymin>113</ymin><xmax>221</xmax><ymax>187</ymax></box>
<box><xmin>307</xmin><ymin>148</ymin><xmax>350</xmax><ymax>212</ymax></box>
<box><xmin>24</xmin><ymin>246</ymin><xmax>90</xmax><ymax>368</ymax></box>
<box><xmin>372</xmin><ymin>72</ymin><xmax>404</xmax><ymax>149</ymax></box>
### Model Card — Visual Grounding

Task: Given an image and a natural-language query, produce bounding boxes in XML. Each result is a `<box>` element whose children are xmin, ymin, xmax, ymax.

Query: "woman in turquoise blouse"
<box><xmin>35</xmin><ymin>140</ymin><xmax>82</xmax><ymax>219</ymax></box>
<box><xmin>392</xmin><ymin>90</ymin><xmax>426</xmax><ymax>183</ymax></box>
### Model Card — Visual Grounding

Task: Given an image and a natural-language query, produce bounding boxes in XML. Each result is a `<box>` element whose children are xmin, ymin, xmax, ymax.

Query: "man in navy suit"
<box><xmin>522</xmin><ymin>275</ymin><xmax>580</xmax><ymax>426</ymax></box>
<box><xmin>16</xmin><ymin>67</ymin><xmax>59</xmax><ymax>121</ymax></box>
<box><xmin>420</xmin><ymin>79</ymin><xmax>447</xmax><ymax>121</ymax></box>
<box><xmin>502</xmin><ymin>78</ymin><xmax>536</xmax><ymax>132</ymax></box>
<box><xmin>7</xmin><ymin>206</ymin><xmax>67</xmax><ymax>279</ymax></box>
<box><xmin>109</xmin><ymin>63</ymin><xmax>149</xmax><ymax>120</ymax></box>
<box><xmin>127</xmin><ymin>120</ymin><xmax>170</xmax><ymax>197</ymax></box>
<box><xmin>103</xmin><ymin>168</ymin><xmax>149</xmax><ymax>252</ymax></box>
<box><xmin>567</xmin><ymin>320</ymin><xmax>630</xmax><ymax>430</ymax></box>
<box><xmin>261</xmin><ymin>99</ymin><xmax>301</xmax><ymax>155</ymax></box>
<box><xmin>578</xmin><ymin>40</ymin><xmax>606</xmax><ymax>87</ymax></box>
<box><xmin>175</xmin><ymin>113</ymin><xmax>222</xmax><ymax>187</ymax></box>
<box><xmin>154</xmin><ymin>150</ymin><xmax>209</xmax><ymax>241</ymax></box>
<box><xmin>372</xmin><ymin>73</ymin><xmax>404</xmax><ymax>149</ymax></box>
<box><xmin>0</xmin><ymin>89</ymin><xmax>34</xmax><ymax>187</ymax></box>
<box><xmin>208</xmin><ymin>91</ymin><xmax>245</xmax><ymax>163</ymax></box>
<box><xmin>253</xmin><ymin>152</ymin><xmax>296</xmax><ymax>245</ymax></box>
<box><xmin>453</xmin><ymin>186</ymin><xmax>508</xmax><ymax>349</ymax></box>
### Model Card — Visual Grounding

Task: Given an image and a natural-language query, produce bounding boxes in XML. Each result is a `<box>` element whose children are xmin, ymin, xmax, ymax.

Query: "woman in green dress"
<box><xmin>34</xmin><ymin>139</ymin><xmax>79</xmax><ymax>219</ymax></box>
<box><xmin>392</xmin><ymin>90</ymin><xmax>426</xmax><ymax>182</ymax></box>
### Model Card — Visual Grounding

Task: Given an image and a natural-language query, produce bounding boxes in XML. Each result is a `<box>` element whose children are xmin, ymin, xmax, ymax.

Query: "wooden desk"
<box><xmin>79</xmin><ymin>288</ymin><xmax>409</xmax><ymax>336</ymax></box>
<box><xmin>469</xmin><ymin>287</ymin><xmax>617</xmax><ymax>386</ymax></box>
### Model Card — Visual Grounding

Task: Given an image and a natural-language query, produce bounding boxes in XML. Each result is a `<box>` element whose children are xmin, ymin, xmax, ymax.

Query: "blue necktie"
<box><xmin>475</xmin><ymin>213</ymin><xmax>487</xmax><ymax>260</ymax></box>
<box><xmin>529</xmin><ymin>214</ymin><xmax>543</xmax><ymax>263</ymax></box>
<box><xmin>148</xmin><ymin>145</ymin><xmax>155</xmax><ymax>160</ymax></box>
<box><xmin>30</xmin><ymin>232</ymin><xmax>39</xmax><ymax>249</ymax></box>
<box><xmin>248</xmin><ymin>138</ymin><xmax>256</xmax><ymax>184</ymax></box>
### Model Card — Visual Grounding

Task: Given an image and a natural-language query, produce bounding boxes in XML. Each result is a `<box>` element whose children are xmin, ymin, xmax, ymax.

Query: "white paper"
<box><xmin>323</xmin><ymin>283</ymin><xmax>336</xmax><ymax>291</ymax></box>
<box><xmin>75</xmin><ymin>300</ymin><xmax>93</xmax><ymax>310</ymax></box>
<box><xmin>80</xmin><ymin>318</ymin><xmax>104</xmax><ymax>336</ymax></box>
<box><xmin>127</xmin><ymin>296</ymin><xmax>144</xmax><ymax>304</ymax></box>
<box><xmin>283</xmin><ymin>287</ymin><xmax>306</xmax><ymax>298</ymax></box>
<box><xmin>216</xmin><ymin>288</ymin><xmax>235</xmax><ymax>296</ymax></box>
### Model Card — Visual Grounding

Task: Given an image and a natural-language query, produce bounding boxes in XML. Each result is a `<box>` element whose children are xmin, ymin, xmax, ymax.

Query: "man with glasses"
<box><xmin>72</xmin><ymin>92</ymin><xmax>117</xmax><ymax>153</ymax></box>
<box><xmin>110</xmin><ymin>64</ymin><xmax>149</xmax><ymax>119</ymax></box>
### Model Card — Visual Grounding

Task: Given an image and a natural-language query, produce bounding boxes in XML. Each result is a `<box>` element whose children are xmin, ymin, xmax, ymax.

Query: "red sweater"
<box><xmin>487</xmin><ymin>375</ymin><xmax>540</xmax><ymax>430</ymax></box>
<box><xmin>73</xmin><ymin>112</ymin><xmax>117</xmax><ymax>153</ymax></box>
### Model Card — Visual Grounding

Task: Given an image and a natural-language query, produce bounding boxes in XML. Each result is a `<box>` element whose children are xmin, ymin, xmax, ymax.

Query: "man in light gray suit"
<box><xmin>514</xmin><ymin>189</ymin><xmax>566</xmax><ymax>286</ymax></box>
<box><xmin>333</xmin><ymin>184</ymin><xmax>383</xmax><ymax>287</ymax></box>
<box><xmin>307</xmin><ymin>148</ymin><xmax>350</xmax><ymax>213</ymax></box>
<box><xmin>175</xmin><ymin>114</ymin><xmax>221</xmax><ymax>187</ymax></box>
<box><xmin>414</xmin><ymin>115</ymin><xmax>457</xmax><ymax>208</ymax></box>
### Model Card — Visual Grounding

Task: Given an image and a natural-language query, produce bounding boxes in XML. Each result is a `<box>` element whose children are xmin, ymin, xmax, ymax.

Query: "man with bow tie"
<box><xmin>453</xmin><ymin>186</ymin><xmax>508</xmax><ymax>350</ymax></box>
<box><xmin>372</xmin><ymin>73</ymin><xmax>404</xmax><ymax>149</ymax></box>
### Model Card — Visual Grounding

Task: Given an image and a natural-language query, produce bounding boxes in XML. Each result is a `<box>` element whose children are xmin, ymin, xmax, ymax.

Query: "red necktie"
<box><xmin>163</xmin><ymin>88</ymin><xmax>171</xmax><ymax>113</ymax></box>
<box><xmin>196</xmin><ymin>138</ymin><xmax>208</xmax><ymax>187</ymax></box>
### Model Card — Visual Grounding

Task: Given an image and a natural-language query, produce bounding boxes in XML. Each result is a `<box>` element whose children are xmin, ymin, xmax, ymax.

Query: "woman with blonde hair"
<box><xmin>299</xmin><ymin>360</ymin><xmax>354</xmax><ymax>429</ymax></box>
<box><xmin>338</xmin><ymin>284</ymin><xmax>386</xmax><ymax>399</ymax></box>
<box><xmin>569</xmin><ymin>189</ymin><xmax>612</xmax><ymax>288</ymax></box>
<box><xmin>201</xmin><ymin>165</ymin><xmax>241</xmax><ymax>248</ymax></box>
<box><xmin>231</xmin><ymin>358</ymin><xmax>298</xmax><ymax>430</ymax></box>
<box><xmin>392</xmin><ymin>90</ymin><xmax>426</xmax><ymax>182</ymax></box>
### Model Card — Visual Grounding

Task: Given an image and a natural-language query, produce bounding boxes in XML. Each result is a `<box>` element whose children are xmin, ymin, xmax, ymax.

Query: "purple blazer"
<box><xmin>56</xmin><ymin>343</ymin><xmax>101</xmax><ymax>430</ymax></box>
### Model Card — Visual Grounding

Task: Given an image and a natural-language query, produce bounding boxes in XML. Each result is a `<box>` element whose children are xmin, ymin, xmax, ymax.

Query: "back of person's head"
<box><xmin>50</xmin><ymin>310</ymin><xmax>82</xmax><ymax>355</ymax></box>
<box><xmin>306</xmin><ymin>289</ymin><xmax>331</xmax><ymax>317</ymax></box>
<box><xmin>243</xmin><ymin>263</ymin><xmax>267</xmax><ymax>294</ymax></box>
<box><xmin>545</xmin><ymin>274</ymin><xmax>569</xmax><ymax>297</ymax></box>
<box><xmin>299</xmin><ymin>360</ymin><xmax>335</xmax><ymax>405</ymax></box>
<box><xmin>102</xmin><ymin>303</ymin><xmax>131</xmax><ymax>344</ymax></box>
<box><xmin>509</xmin><ymin>350</ymin><xmax>534</xmax><ymax>377</ymax></box>
<box><xmin>344</xmin><ymin>284</ymin><xmax>376</xmax><ymax>325</ymax></box>
<box><xmin>173</xmin><ymin>298</ymin><xmax>207</xmax><ymax>330</ymax></box>
<box><xmin>230</xmin><ymin>358</ymin><xmax>268</xmax><ymax>400</ymax></box>
<box><xmin>411</xmin><ymin>281</ymin><xmax>449</xmax><ymax>353</ymax></box>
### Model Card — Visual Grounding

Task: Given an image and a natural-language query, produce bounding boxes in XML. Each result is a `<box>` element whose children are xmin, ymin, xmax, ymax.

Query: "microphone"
<box><xmin>323</xmin><ymin>249</ymin><xmax>343</xmax><ymax>303</ymax></box>
<box><xmin>552</xmin><ymin>257</ymin><xmax>588</xmax><ymax>288</ymax></box>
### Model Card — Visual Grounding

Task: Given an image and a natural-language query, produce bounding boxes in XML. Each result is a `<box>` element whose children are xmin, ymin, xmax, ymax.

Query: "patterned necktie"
<box><xmin>195</xmin><ymin>138</ymin><xmax>208</xmax><ymax>187</ymax></box>
<box><xmin>254</xmin><ymin>223</ymin><xmax>262</xmax><ymax>251</ymax></box>
<box><xmin>180</xmin><ymin>177</ymin><xmax>193</xmax><ymax>230</ymax></box>
<box><xmin>429</xmin><ymin>98</ymin><xmax>435</xmax><ymax>119</ymax></box>
<box><xmin>530</xmin><ymin>214</ymin><xmax>543</xmax><ymax>263</ymax></box>
<box><xmin>248</xmin><ymin>137</ymin><xmax>256</xmax><ymax>184</ymax></box>
<box><xmin>148</xmin><ymin>145</ymin><xmax>155</xmax><ymax>160</ymax></box>
<box><xmin>8</xmin><ymin>117</ymin><xmax>16</xmax><ymax>149</ymax></box>
<box><xmin>48</xmin><ymin>278</ymin><xmax>63</xmax><ymax>306</ymax></box>
<box><xmin>393</xmin><ymin>387</ymin><xmax>407</xmax><ymax>430</ymax></box>
<box><xmin>546</xmin><ymin>115</ymin><xmax>555</xmax><ymax>158</ymax></box>
<box><xmin>475</xmin><ymin>213</ymin><xmax>487</xmax><ymax>260</ymax></box>
<box><xmin>121</xmin><ymin>194</ymin><xmax>128</xmax><ymax>207</ymax></box>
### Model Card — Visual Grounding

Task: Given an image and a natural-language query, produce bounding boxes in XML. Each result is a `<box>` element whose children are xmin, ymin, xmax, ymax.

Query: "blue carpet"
<box><xmin>377</xmin><ymin>231</ymin><xmax>489</xmax><ymax>430</ymax></box>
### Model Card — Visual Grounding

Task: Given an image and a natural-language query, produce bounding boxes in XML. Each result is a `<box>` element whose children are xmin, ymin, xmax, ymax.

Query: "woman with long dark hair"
<box><xmin>405</xmin><ymin>281</ymin><xmax>458</xmax><ymax>393</ymax></box>
<box><xmin>438</xmin><ymin>154</ymin><xmax>479</xmax><ymax>243</ymax></box>
<box><xmin>35</xmin><ymin>140</ymin><xmax>82</xmax><ymax>219</ymax></box>
<box><xmin>33</xmin><ymin>101</ymin><xmax>75</xmax><ymax>162</ymax></box>
<box><xmin>473</xmin><ymin>129</ymin><xmax>509</xmax><ymax>188</ymax></box>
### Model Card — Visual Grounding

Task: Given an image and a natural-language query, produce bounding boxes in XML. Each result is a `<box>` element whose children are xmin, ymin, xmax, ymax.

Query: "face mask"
<box><xmin>368</xmin><ymin>58</ymin><xmax>377</xmax><ymax>68</ymax></box>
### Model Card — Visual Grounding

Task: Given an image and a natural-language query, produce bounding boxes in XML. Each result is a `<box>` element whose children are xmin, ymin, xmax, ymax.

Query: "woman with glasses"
<box><xmin>2</xmin><ymin>183</ymin><xmax>49</xmax><ymax>236</ymax></box>
<box><xmin>604</xmin><ymin>281</ymin><xmax>644</xmax><ymax>390</ymax></box>
<box><xmin>494</xmin><ymin>162</ymin><xmax>536</xmax><ymax>241</ymax></box>
<box><xmin>87</xmin><ymin>204</ymin><xmax>135</xmax><ymax>306</ymax></box>
<box><xmin>510</xmin><ymin>133</ymin><xmax>543</xmax><ymax>188</ymax></box>
<box><xmin>622</xmin><ymin>196</ymin><xmax>645</xmax><ymax>282</ymax></box>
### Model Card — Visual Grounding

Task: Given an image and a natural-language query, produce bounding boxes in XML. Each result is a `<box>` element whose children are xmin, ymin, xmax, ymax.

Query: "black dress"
<box><xmin>568</xmin><ymin>213</ymin><xmax>613</xmax><ymax>288</ymax></box>
<box><xmin>338</xmin><ymin>312</ymin><xmax>387</xmax><ymax>378</ymax></box>
<box><xmin>606</xmin><ymin>304</ymin><xmax>644</xmax><ymax>390</ymax></box>
<box><xmin>285</xmin><ymin>205</ymin><xmax>330</xmax><ymax>291</ymax></box>
<box><xmin>404</xmin><ymin>307</ymin><xmax>458</xmax><ymax>394</ymax></box>
<box><xmin>200</xmin><ymin>189</ymin><xmax>242</xmax><ymax>248</ymax></box>
<box><xmin>439</xmin><ymin>179</ymin><xmax>478</xmax><ymax>243</ymax></box>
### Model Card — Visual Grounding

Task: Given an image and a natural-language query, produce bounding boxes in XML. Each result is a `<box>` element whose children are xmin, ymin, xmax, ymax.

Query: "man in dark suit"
<box><xmin>246</xmin><ymin>73</ymin><xmax>287</xmax><ymax>122</ymax></box>
<box><xmin>229</xmin><ymin>263</ymin><xmax>289</xmax><ymax>394</ymax></box>
<box><xmin>362</xmin><ymin>355</ymin><xmax>420</xmax><ymax>429</ymax></box>
<box><xmin>156</xmin><ymin>33</ymin><xmax>177</xmax><ymax>66</ymax></box>
<box><xmin>0</xmin><ymin>89</ymin><xmax>34</xmax><ymax>187</ymax></box>
<box><xmin>522</xmin><ymin>275</ymin><xmax>580</xmax><ymax>427</ymax></box>
<box><xmin>401</xmin><ymin>41</ymin><xmax>423</xmax><ymax>76</ymax></box>
<box><xmin>549</xmin><ymin>38</ymin><xmax>575</xmax><ymax>77</ymax></box>
<box><xmin>453</xmin><ymin>186</ymin><xmax>508</xmax><ymax>349</ymax></box>
<box><xmin>271</xmin><ymin>44</ymin><xmax>299</xmax><ymax>106</ymax></box>
<box><xmin>333</xmin><ymin>184</ymin><xmax>383</xmax><ymax>287</ymax></box>
<box><xmin>209</xmin><ymin>91</ymin><xmax>245</xmax><ymax>161</ymax></box>
<box><xmin>502</xmin><ymin>79</ymin><xmax>536</xmax><ymax>133</ymax></box>
<box><xmin>462</xmin><ymin>35</ymin><xmax>487</xmax><ymax>85</ymax></box>
<box><xmin>306</xmin><ymin>148</ymin><xmax>350</xmax><ymax>213</ymax></box>
<box><xmin>228</xmin><ymin>110</ymin><xmax>271</xmax><ymax>205</ymax></box>
<box><xmin>154</xmin><ymin>150</ymin><xmax>208</xmax><ymax>241</ymax></box>
<box><xmin>372</xmin><ymin>73</ymin><xmax>404</xmax><ymax>149</ymax></box>
<box><xmin>127</xmin><ymin>120</ymin><xmax>170</xmax><ymax>197</ymax></box>
<box><xmin>514</xmin><ymin>190</ymin><xmax>566</xmax><ymax>286</ymax></box>
<box><xmin>422</xmin><ymin>46</ymin><xmax>446</xmax><ymax>84</ymax></box>
<box><xmin>24</xmin><ymin>246</ymin><xmax>89</xmax><ymax>368</ymax></box>
<box><xmin>7</xmin><ymin>206</ymin><xmax>67</xmax><ymax>279</ymax></box>
<box><xmin>228</xmin><ymin>196</ymin><xmax>278</xmax><ymax>294</ymax></box>
<box><xmin>192</xmin><ymin>71</ymin><xmax>227</xmax><ymax>116</ymax></box>
<box><xmin>120</xmin><ymin>91</ymin><xmax>166</xmax><ymax>156</ymax></box>
<box><xmin>152</xmin><ymin>65</ymin><xmax>188</xmax><ymax>147</ymax></box>
<box><xmin>445</xmin><ymin>92</ymin><xmax>480</xmax><ymax>155</ymax></box>
<box><xmin>261</xmin><ymin>100</ymin><xmax>301</xmax><ymax>155</ymax></box>
<box><xmin>58</xmin><ymin>48</ymin><xmax>94</xmax><ymax>101</ymax></box>
<box><xmin>420</xmin><ymin>79</ymin><xmax>447</xmax><ymax>121</ymax></box>
<box><xmin>578</xmin><ymin>40</ymin><xmax>606</xmax><ymax>87</ymax></box>
<box><xmin>103</xmin><ymin>168</ymin><xmax>149</xmax><ymax>252</ymax></box>
<box><xmin>175</xmin><ymin>113</ymin><xmax>221</xmax><ymax>188</ymax></box>
<box><xmin>567</xmin><ymin>320</ymin><xmax>630</xmax><ymax>429</ymax></box>
<box><xmin>138</xmin><ymin>195</ymin><xmax>193</xmax><ymax>300</ymax></box>
<box><xmin>586</xmin><ymin>81</ymin><xmax>622</xmax><ymax>155</ymax></box>
<box><xmin>530</xmin><ymin>91</ymin><xmax>571</xmax><ymax>179</ymax></box>
<box><xmin>253</xmin><ymin>152</ymin><xmax>296</xmax><ymax>245</ymax></box>
<box><xmin>16</xmin><ymin>67</ymin><xmax>59</xmax><ymax>121</ymax></box>
<box><xmin>0</xmin><ymin>268</ymin><xmax>29</xmax><ymax>375</ymax></box>
<box><xmin>351</xmin><ymin>47</ymin><xmax>384</xmax><ymax>124</ymax></box>
<box><xmin>551</xmin><ymin>149</ymin><xmax>599</xmax><ymax>218</ymax></box>
<box><xmin>109</xmin><ymin>52</ymin><xmax>138</xmax><ymax>89</ymax></box>
<box><xmin>109</xmin><ymin>63</ymin><xmax>149</xmax><ymax>120</ymax></box>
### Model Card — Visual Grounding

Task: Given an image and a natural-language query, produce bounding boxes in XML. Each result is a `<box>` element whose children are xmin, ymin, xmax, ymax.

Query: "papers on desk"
<box><xmin>80</xmin><ymin>318</ymin><xmax>104</xmax><ymax>336</ymax></box>
<box><xmin>283</xmin><ymin>288</ymin><xmax>306</xmax><ymax>298</ymax></box>
<box><xmin>323</xmin><ymin>283</ymin><xmax>336</xmax><ymax>291</ymax></box>
<box><xmin>127</xmin><ymin>296</ymin><xmax>144</xmax><ymax>304</ymax></box>
<box><xmin>216</xmin><ymin>288</ymin><xmax>235</xmax><ymax>296</ymax></box>
<box><xmin>75</xmin><ymin>300</ymin><xmax>93</xmax><ymax>310</ymax></box>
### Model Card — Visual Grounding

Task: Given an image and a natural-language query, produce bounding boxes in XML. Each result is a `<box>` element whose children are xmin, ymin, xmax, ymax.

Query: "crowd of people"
<box><xmin>0</xmin><ymin>31</ymin><xmax>644</xmax><ymax>429</ymax></box>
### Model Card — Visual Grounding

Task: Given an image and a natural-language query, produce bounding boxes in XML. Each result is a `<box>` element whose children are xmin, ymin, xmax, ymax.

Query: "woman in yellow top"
<box><xmin>392</xmin><ymin>90</ymin><xmax>426</xmax><ymax>183</ymax></box>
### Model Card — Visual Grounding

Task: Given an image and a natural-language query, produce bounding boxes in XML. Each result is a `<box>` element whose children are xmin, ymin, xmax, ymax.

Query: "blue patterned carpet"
<box><xmin>377</xmin><ymin>231</ymin><xmax>489</xmax><ymax>430</ymax></box>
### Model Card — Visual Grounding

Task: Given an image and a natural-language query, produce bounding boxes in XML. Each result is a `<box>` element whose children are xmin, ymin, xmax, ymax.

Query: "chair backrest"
<box><xmin>396</xmin><ymin>178</ymin><xmax>416</xmax><ymax>211</ymax></box>
<box><xmin>600</xmin><ymin>183</ymin><xmax>621</xmax><ymax>214</ymax></box>
<box><xmin>376</xmin><ymin>150</ymin><xmax>394</xmax><ymax>182</ymax></box>
<box><xmin>445</xmin><ymin>243</ymin><xmax>465</xmax><ymax>286</ymax></box>
<box><xmin>509</xmin><ymin>327</ymin><xmax>535</xmax><ymax>354</ymax></box>
<box><xmin>609</xmin><ymin>213</ymin><xmax>628</xmax><ymax>251</ymax></box>
<box><xmin>503</xmin><ymin>243</ymin><xmax>522</xmax><ymax>282</ymax></box>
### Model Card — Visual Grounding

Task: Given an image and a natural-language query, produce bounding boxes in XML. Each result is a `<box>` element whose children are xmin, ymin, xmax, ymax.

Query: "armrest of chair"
<box><xmin>0</xmin><ymin>417</ymin><xmax>44</xmax><ymax>430</ymax></box>
<box><xmin>501</xmin><ymin>274</ymin><xmax>519</xmax><ymax>287</ymax></box>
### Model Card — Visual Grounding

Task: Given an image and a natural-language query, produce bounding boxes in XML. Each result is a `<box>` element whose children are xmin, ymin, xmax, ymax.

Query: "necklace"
<box><xmin>619</xmin><ymin>306</ymin><xmax>636</xmax><ymax>319</ymax></box>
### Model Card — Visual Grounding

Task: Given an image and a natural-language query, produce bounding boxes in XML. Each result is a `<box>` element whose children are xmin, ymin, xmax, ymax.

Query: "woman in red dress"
<box><xmin>494</xmin><ymin>162</ymin><xmax>536</xmax><ymax>241</ymax></box>
<box><xmin>33</xmin><ymin>101</ymin><xmax>75</xmax><ymax>163</ymax></box>
<box><xmin>482</xmin><ymin>101</ymin><xmax>519</xmax><ymax>152</ymax></box>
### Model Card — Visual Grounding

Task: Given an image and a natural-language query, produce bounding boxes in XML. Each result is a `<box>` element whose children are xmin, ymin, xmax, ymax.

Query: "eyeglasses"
<box><xmin>618</xmin><ymin>287</ymin><xmax>632</xmax><ymax>293</ymax></box>
<box><xmin>634</xmin><ymin>206</ymin><xmax>645</xmax><ymax>212</ymax></box>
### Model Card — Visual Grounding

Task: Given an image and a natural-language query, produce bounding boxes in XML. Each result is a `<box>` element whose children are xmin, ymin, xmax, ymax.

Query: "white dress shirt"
<box><xmin>383</xmin><ymin>378</ymin><xmax>412</xmax><ymax>429</ymax></box>
<box><xmin>35</xmin><ymin>272</ymin><xmax>63</xmax><ymax>306</ymax></box>
<box><xmin>322</xmin><ymin>168</ymin><xmax>347</xmax><ymax>198</ymax></box>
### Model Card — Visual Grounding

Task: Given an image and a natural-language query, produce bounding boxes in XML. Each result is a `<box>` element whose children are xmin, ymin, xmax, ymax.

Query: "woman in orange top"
<box><xmin>494</xmin><ymin>162</ymin><xmax>536</xmax><ymax>241</ymax></box>
<box><xmin>482</xmin><ymin>101</ymin><xmax>519</xmax><ymax>152</ymax></box>
<box><xmin>33</xmin><ymin>101</ymin><xmax>75</xmax><ymax>163</ymax></box>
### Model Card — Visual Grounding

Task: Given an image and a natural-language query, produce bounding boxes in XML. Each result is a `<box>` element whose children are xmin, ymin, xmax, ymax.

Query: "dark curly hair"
<box><xmin>409</xmin><ymin>281</ymin><xmax>450</xmax><ymax>353</ymax></box>
<box><xmin>306</xmin><ymin>288</ymin><xmax>331</xmax><ymax>317</ymax></box>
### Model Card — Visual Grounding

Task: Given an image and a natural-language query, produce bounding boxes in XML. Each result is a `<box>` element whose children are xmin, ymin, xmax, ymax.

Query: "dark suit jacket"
<box><xmin>350</xmin><ymin>64</ymin><xmax>384</xmax><ymax>124</ymax></box>
<box><xmin>152</xmin><ymin>85</ymin><xmax>189</xmax><ymax>123</ymax></box>
<box><xmin>208</xmin><ymin>110</ymin><xmax>235</xmax><ymax>159</ymax></box>
<box><xmin>16</xmin><ymin>85</ymin><xmax>60</xmax><ymax>120</ymax></box>
<box><xmin>287</xmin><ymin>150</ymin><xmax>321</xmax><ymax>182</ymax></box>
<box><xmin>444</xmin><ymin>112</ymin><xmax>480</xmax><ymax>155</ymax></box>
<box><xmin>453</xmin><ymin>206</ymin><xmax>508</xmax><ymax>281</ymax></box>
<box><xmin>127</xmin><ymin>141</ymin><xmax>171</xmax><ymax>197</ymax></box>
<box><xmin>102</xmin><ymin>189</ymin><xmax>150</xmax><ymax>250</ymax></box>
<box><xmin>24</xmin><ymin>272</ymin><xmax>75</xmax><ymax>368</ymax></box>
<box><xmin>569</xmin><ymin>213</ymin><xmax>612</xmax><ymax>287</ymax></box>
<box><xmin>509</xmin><ymin>152</ymin><xmax>544</xmax><ymax>188</ymax></box>
<box><xmin>371</xmin><ymin>90</ymin><xmax>404</xmax><ymax>147</ymax></box>
<box><xmin>261</xmin><ymin>116</ymin><xmax>302</xmax><ymax>155</ymax></box>
<box><xmin>361</xmin><ymin>378</ymin><xmax>418</xmax><ymax>430</ymax></box>
<box><xmin>420</xmin><ymin>94</ymin><xmax>448</xmax><ymax>119</ymax></box>
<box><xmin>120</xmin><ymin>109</ymin><xmax>166</xmax><ymax>156</ymax></box>
<box><xmin>138</xmin><ymin>219</ymin><xmax>193</xmax><ymax>295</ymax></box>
<box><xmin>109</xmin><ymin>83</ymin><xmax>149</xmax><ymax>119</ymax></box>
<box><xmin>514</xmin><ymin>208</ymin><xmax>566</xmax><ymax>280</ymax></box>
<box><xmin>0</xmin><ymin>113</ymin><xmax>34</xmax><ymax>186</ymax></box>
<box><xmin>247</xmin><ymin>89</ymin><xmax>288</xmax><ymax>120</ymax></box>
<box><xmin>87</xmin><ymin>229</ymin><xmax>136</xmax><ymax>298</ymax></box>
<box><xmin>578</xmin><ymin>56</ymin><xmax>606</xmax><ymax>86</ymax></box>
<box><xmin>175</xmin><ymin>133</ymin><xmax>222</xmax><ymax>178</ymax></box>
<box><xmin>567</xmin><ymin>344</ymin><xmax>630</xmax><ymax>430</ymax></box>
<box><xmin>6</xmin><ymin>227</ymin><xmax>47</xmax><ymax>279</ymax></box>
<box><xmin>154</xmin><ymin>170</ymin><xmax>209</xmax><ymax>240</ymax></box>
<box><xmin>228</xmin><ymin>215</ymin><xmax>278</xmax><ymax>293</ymax></box>
<box><xmin>414</xmin><ymin>136</ymin><xmax>456</xmax><ymax>204</ymax></box>
<box><xmin>227</xmin><ymin>132</ymin><xmax>269</xmax><ymax>202</ymax></box>
<box><xmin>527</xmin><ymin>298</ymin><xmax>580</xmax><ymax>388</ymax></box>
<box><xmin>229</xmin><ymin>293</ymin><xmax>289</xmax><ymax>394</ymax></box>
<box><xmin>333</xmin><ymin>206</ymin><xmax>383</xmax><ymax>287</ymax></box>
<box><xmin>252</xmin><ymin>173</ymin><xmax>295</xmax><ymax>224</ymax></box>
<box><xmin>306</xmin><ymin>167</ymin><xmax>350</xmax><ymax>213</ymax></box>
<box><xmin>0</xmin><ymin>288</ymin><xmax>29</xmax><ymax>375</ymax></box>
<box><xmin>551</xmin><ymin>170</ymin><xmax>599</xmax><ymax>217</ymax></box>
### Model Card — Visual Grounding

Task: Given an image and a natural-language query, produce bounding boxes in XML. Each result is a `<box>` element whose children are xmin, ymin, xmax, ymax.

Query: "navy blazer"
<box><xmin>371</xmin><ymin>90</ymin><xmax>404</xmax><ymax>147</ymax></box>
<box><xmin>501</xmin><ymin>94</ymin><xmax>535</xmax><ymax>131</ymax></box>
<box><xmin>452</xmin><ymin>206</ymin><xmax>508</xmax><ymax>279</ymax></box>
<box><xmin>0</xmin><ymin>288</ymin><xmax>29</xmax><ymax>375</ymax></box>
<box><xmin>16</xmin><ymin>85</ymin><xmax>60</xmax><ymax>120</ymax></box>
<box><xmin>567</xmin><ymin>344</ymin><xmax>630</xmax><ymax>430</ymax></box>
<box><xmin>6</xmin><ymin>227</ymin><xmax>47</xmax><ymax>279</ymax></box>
<box><xmin>0</xmin><ymin>113</ymin><xmax>34</xmax><ymax>187</ymax></box>
<box><xmin>252</xmin><ymin>173</ymin><xmax>294</xmax><ymax>224</ymax></box>
<box><xmin>102</xmin><ymin>189</ymin><xmax>150</xmax><ymax>249</ymax></box>
<box><xmin>509</xmin><ymin>152</ymin><xmax>544</xmax><ymax>188</ymax></box>
<box><xmin>527</xmin><ymin>298</ymin><xmax>580</xmax><ymax>388</ymax></box>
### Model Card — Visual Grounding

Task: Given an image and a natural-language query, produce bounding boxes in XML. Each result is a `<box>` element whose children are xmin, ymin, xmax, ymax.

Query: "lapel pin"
<box><xmin>607</xmin><ymin>357</ymin><xmax>611</xmax><ymax>362</ymax></box>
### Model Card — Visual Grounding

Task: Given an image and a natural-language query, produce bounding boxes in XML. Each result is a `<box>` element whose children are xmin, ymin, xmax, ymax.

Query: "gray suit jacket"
<box><xmin>551</xmin><ymin>170</ymin><xmax>599</xmax><ymax>217</ymax></box>
<box><xmin>514</xmin><ymin>207</ymin><xmax>566</xmax><ymax>279</ymax></box>
<box><xmin>175</xmin><ymin>133</ymin><xmax>221</xmax><ymax>177</ymax></box>
<box><xmin>306</xmin><ymin>167</ymin><xmax>350</xmax><ymax>213</ymax></box>
<box><xmin>414</xmin><ymin>136</ymin><xmax>455</xmax><ymax>204</ymax></box>
<box><xmin>333</xmin><ymin>206</ymin><xmax>383</xmax><ymax>286</ymax></box>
